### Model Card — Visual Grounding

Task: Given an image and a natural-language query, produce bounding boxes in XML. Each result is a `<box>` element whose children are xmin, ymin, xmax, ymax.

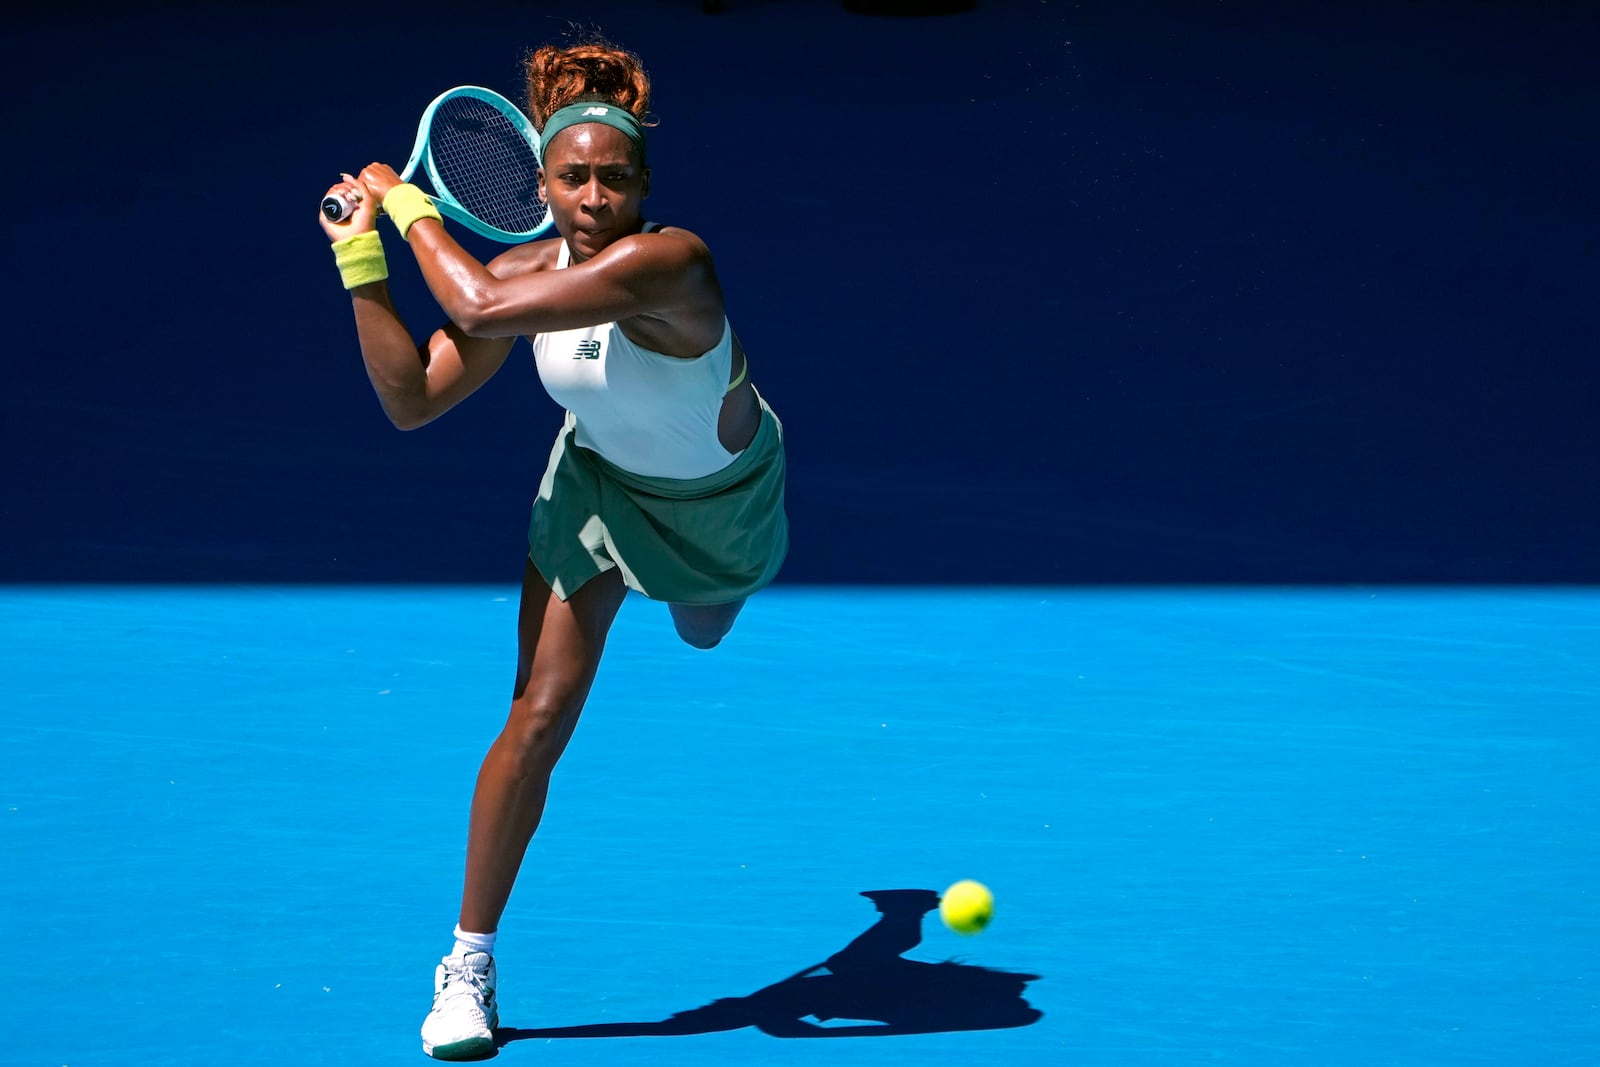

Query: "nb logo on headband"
<box><xmin>581</xmin><ymin>106</ymin><xmax>610</xmax><ymax>117</ymax></box>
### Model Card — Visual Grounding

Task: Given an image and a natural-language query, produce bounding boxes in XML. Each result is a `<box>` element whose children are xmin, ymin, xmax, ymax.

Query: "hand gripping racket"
<box><xmin>322</xmin><ymin>85</ymin><xmax>553</xmax><ymax>243</ymax></box>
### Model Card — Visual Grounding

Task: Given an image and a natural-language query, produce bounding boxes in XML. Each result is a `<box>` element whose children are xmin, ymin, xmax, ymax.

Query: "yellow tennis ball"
<box><xmin>939</xmin><ymin>879</ymin><xmax>994</xmax><ymax>935</ymax></box>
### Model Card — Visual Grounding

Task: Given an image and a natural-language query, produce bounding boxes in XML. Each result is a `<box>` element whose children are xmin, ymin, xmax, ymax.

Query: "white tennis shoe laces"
<box><xmin>421</xmin><ymin>951</ymin><xmax>499</xmax><ymax>1060</ymax></box>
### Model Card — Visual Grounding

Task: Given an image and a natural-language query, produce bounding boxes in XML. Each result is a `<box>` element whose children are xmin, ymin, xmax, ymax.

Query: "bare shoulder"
<box><xmin>656</xmin><ymin>224</ymin><xmax>715</xmax><ymax>262</ymax></box>
<box><xmin>648</xmin><ymin>223</ymin><xmax>708</xmax><ymax>249</ymax></box>
<box><xmin>615</xmin><ymin>224</ymin><xmax>711</xmax><ymax>259</ymax></box>
<box><xmin>485</xmin><ymin>236</ymin><xmax>563</xmax><ymax>278</ymax></box>
<box><xmin>599</xmin><ymin>226</ymin><xmax>717</xmax><ymax>286</ymax></box>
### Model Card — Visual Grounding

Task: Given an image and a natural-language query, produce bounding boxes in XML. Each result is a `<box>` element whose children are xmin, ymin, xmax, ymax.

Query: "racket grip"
<box><xmin>322</xmin><ymin>194</ymin><xmax>354</xmax><ymax>222</ymax></box>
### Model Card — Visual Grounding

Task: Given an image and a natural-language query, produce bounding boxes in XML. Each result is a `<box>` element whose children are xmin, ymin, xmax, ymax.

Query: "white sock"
<box><xmin>452</xmin><ymin>924</ymin><xmax>496</xmax><ymax>958</ymax></box>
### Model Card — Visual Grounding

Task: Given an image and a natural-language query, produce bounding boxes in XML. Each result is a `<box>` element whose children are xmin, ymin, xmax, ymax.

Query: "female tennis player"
<box><xmin>316</xmin><ymin>36</ymin><xmax>788</xmax><ymax>1060</ymax></box>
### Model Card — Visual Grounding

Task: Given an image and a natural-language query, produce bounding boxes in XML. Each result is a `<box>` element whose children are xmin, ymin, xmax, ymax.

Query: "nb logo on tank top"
<box><xmin>574</xmin><ymin>340</ymin><xmax>602</xmax><ymax>360</ymax></box>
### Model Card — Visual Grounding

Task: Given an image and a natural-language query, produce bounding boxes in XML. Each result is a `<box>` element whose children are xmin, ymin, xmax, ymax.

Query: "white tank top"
<box><xmin>531</xmin><ymin>230</ymin><xmax>740</xmax><ymax>480</ymax></box>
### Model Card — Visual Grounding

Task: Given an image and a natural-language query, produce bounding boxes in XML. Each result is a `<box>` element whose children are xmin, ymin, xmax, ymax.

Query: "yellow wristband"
<box><xmin>331</xmin><ymin>229</ymin><xmax>388</xmax><ymax>289</ymax></box>
<box><xmin>382</xmin><ymin>183</ymin><xmax>443</xmax><ymax>241</ymax></box>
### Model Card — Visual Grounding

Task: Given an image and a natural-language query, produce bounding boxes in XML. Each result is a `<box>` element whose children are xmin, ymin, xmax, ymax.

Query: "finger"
<box><xmin>330</xmin><ymin>173</ymin><xmax>371</xmax><ymax>211</ymax></box>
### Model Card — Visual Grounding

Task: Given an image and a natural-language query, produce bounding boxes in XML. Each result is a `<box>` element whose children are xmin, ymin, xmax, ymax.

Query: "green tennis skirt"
<box><xmin>527</xmin><ymin>393</ymin><xmax>789</xmax><ymax>604</ymax></box>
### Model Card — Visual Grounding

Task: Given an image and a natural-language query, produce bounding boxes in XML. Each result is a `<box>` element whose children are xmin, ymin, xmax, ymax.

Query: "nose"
<box><xmin>579</xmin><ymin>175</ymin><xmax>607</xmax><ymax>215</ymax></box>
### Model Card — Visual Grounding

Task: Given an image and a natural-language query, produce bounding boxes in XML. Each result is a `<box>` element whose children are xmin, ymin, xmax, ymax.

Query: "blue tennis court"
<box><xmin>6</xmin><ymin>584</ymin><xmax>1595</xmax><ymax>1065</ymax></box>
<box><xmin>5</xmin><ymin>0</ymin><xmax>1597</xmax><ymax>1063</ymax></box>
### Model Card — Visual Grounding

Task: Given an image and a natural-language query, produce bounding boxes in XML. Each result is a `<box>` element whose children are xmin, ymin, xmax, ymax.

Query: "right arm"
<box><xmin>350</xmin><ymin>284</ymin><xmax>513</xmax><ymax>431</ymax></box>
<box><xmin>319</xmin><ymin>176</ymin><xmax>518</xmax><ymax>431</ymax></box>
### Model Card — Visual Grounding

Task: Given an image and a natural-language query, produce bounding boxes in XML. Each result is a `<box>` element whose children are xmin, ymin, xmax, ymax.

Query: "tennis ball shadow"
<box><xmin>496</xmin><ymin>887</ymin><xmax>1043</xmax><ymax>1045</ymax></box>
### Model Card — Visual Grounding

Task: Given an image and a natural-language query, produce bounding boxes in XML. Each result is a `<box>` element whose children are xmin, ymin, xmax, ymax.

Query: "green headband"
<box><xmin>538</xmin><ymin>102</ymin><xmax>646</xmax><ymax>167</ymax></box>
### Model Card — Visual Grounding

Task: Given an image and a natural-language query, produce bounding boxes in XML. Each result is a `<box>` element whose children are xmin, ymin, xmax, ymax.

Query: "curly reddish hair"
<box><xmin>523</xmin><ymin>34</ymin><xmax>655</xmax><ymax>131</ymax></box>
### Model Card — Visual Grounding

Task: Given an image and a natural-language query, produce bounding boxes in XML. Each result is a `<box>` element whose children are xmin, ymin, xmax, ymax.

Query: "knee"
<box><xmin>673</xmin><ymin>615</ymin><xmax>731</xmax><ymax>650</ymax></box>
<box><xmin>499</xmin><ymin>695</ymin><xmax>572</xmax><ymax>765</ymax></box>
<box><xmin>676</xmin><ymin>626</ymin><xmax>725</xmax><ymax>651</ymax></box>
<box><xmin>669</xmin><ymin>600</ymin><xmax>744</xmax><ymax>651</ymax></box>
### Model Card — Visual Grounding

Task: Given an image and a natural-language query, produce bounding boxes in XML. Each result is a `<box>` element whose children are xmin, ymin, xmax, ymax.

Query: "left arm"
<box><xmin>410</xmin><ymin>222</ymin><xmax>709</xmax><ymax>338</ymax></box>
<box><xmin>356</xmin><ymin>164</ymin><xmax>714</xmax><ymax>339</ymax></box>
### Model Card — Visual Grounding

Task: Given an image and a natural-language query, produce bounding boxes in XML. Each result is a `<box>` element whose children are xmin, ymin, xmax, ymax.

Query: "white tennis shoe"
<box><xmin>421</xmin><ymin>951</ymin><xmax>499</xmax><ymax>1060</ymax></box>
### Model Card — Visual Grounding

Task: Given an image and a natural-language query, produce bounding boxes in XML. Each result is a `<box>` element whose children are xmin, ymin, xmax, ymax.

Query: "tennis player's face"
<box><xmin>539</xmin><ymin>125</ymin><xmax>650</xmax><ymax>260</ymax></box>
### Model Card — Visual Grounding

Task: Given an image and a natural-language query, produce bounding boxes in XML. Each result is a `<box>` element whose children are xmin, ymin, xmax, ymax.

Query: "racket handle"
<box><xmin>321</xmin><ymin>194</ymin><xmax>355</xmax><ymax>222</ymax></box>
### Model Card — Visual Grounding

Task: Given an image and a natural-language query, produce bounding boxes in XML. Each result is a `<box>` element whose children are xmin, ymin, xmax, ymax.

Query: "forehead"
<box><xmin>544</xmin><ymin>124</ymin><xmax>639</xmax><ymax>165</ymax></box>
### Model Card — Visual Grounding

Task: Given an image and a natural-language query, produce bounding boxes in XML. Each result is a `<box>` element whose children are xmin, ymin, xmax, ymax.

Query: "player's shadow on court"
<box><xmin>496</xmin><ymin>888</ymin><xmax>1042</xmax><ymax>1044</ymax></box>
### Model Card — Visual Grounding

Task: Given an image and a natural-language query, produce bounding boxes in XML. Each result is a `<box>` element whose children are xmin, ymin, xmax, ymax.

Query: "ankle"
<box><xmin>451</xmin><ymin>924</ymin><xmax>497</xmax><ymax>959</ymax></box>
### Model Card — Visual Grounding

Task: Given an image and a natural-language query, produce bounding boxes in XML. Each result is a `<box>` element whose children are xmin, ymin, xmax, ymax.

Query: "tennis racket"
<box><xmin>322</xmin><ymin>85</ymin><xmax>553</xmax><ymax>243</ymax></box>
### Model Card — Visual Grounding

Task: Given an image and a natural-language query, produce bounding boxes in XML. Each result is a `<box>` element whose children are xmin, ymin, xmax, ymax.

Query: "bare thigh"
<box><xmin>509</xmin><ymin>561</ymin><xmax>629</xmax><ymax>745</ymax></box>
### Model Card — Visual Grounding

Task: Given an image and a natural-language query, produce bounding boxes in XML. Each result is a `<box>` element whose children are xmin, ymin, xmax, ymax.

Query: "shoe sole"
<box><xmin>423</xmin><ymin>1008</ymin><xmax>499</xmax><ymax>1061</ymax></box>
<box><xmin>422</xmin><ymin>1034</ymin><xmax>495</xmax><ymax>1061</ymax></box>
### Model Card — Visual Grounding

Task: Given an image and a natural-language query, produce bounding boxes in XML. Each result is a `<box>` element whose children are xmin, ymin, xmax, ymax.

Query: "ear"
<box><xmin>537</xmin><ymin>168</ymin><xmax>548</xmax><ymax>203</ymax></box>
<box><xmin>642</xmin><ymin>168</ymin><xmax>652</xmax><ymax>200</ymax></box>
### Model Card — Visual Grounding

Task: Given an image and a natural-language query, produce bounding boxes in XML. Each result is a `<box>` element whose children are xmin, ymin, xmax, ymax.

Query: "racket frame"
<box><xmin>410</xmin><ymin>85</ymin><xmax>552</xmax><ymax>244</ymax></box>
<box><xmin>323</xmin><ymin>85</ymin><xmax>552</xmax><ymax>244</ymax></box>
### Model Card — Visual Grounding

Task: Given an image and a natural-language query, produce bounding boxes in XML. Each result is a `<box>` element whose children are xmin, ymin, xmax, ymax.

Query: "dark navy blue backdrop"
<box><xmin>4</xmin><ymin>0</ymin><xmax>1595</xmax><ymax>585</ymax></box>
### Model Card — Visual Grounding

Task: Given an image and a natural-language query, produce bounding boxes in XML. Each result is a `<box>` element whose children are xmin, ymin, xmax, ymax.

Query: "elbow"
<box><xmin>455</xmin><ymin>308</ymin><xmax>513</xmax><ymax>339</ymax></box>
<box><xmin>441</xmin><ymin>290</ymin><xmax>500</xmax><ymax>339</ymax></box>
<box><xmin>444</xmin><ymin>286</ymin><xmax>522</xmax><ymax>339</ymax></box>
<box><xmin>384</xmin><ymin>398</ymin><xmax>435</xmax><ymax>432</ymax></box>
<box><xmin>455</xmin><ymin>314</ymin><xmax>496</xmax><ymax>339</ymax></box>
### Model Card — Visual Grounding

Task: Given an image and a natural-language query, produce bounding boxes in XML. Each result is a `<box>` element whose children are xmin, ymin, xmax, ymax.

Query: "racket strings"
<box><xmin>427</xmin><ymin>96</ymin><xmax>547</xmax><ymax>235</ymax></box>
